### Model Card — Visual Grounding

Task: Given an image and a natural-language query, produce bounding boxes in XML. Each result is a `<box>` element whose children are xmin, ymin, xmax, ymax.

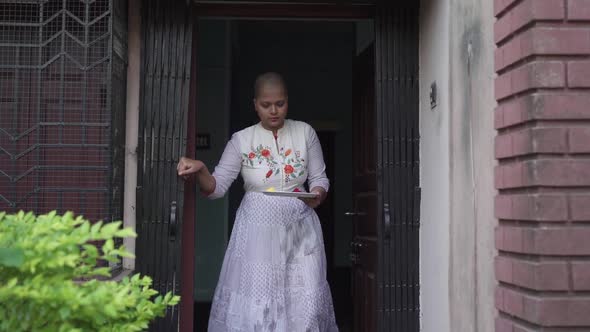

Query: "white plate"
<box><xmin>262</xmin><ymin>191</ymin><xmax>319</xmax><ymax>198</ymax></box>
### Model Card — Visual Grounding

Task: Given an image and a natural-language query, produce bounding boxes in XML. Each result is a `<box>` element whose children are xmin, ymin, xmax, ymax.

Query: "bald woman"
<box><xmin>178</xmin><ymin>72</ymin><xmax>338</xmax><ymax>331</ymax></box>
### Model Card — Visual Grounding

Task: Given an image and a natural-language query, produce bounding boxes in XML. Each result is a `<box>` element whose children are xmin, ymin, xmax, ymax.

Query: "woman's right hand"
<box><xmin>177</xmin><ymin>157</ymin><xmax>205</xmax><ymax>180</ymax></box>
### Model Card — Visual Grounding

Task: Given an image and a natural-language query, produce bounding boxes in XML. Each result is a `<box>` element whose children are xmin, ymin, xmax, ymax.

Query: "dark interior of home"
<box><xmin>192</xmin><ymin>18</ymin><xmax>374</xmax><ymax>331</ymax></box>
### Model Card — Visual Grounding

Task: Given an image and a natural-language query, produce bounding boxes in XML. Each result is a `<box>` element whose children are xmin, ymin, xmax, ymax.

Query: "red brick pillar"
<box><xmin>494</xmin><ymin>0</ymin><xmax>590</xmax><ymax>330</ymax></box>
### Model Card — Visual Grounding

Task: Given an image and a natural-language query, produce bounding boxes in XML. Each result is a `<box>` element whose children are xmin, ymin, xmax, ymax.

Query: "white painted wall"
<box><xmin>123</xmin><ymin>0</ymin><xmax>140</xmax><ymax>271</ymax></box>
<box><xmin>448</xmin><ymin>0</ymin><xmax>497</xmax><ymax>330</ymax></box>
<box><xmin>419</xmin><ymin>0</ymin><xmax>451</xmax><ymax>331</ymax></box>
<box><xmin>419</xmin><ymin>0</ymin><xmax>497</xmax><ymax>330</ymax></box>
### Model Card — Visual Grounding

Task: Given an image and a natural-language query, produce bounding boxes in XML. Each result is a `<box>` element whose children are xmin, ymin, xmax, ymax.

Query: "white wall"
<box><xmin>419</xmin><ymin>0</ymin><xmax>497</xmax><ymax>330</ymax></box>
<box><xmin>448</xmin><ymin>0</ymin><xmax>497</xmax><ymax>330</ymax></box>
<box><xmin>123</xmin><ymin>0</ymin><xmax>141</xmax><ymax>271</ymax></box>
<box><xmin>419</xmin><ymin>0</ymin><xmax>451</xmax><ymax>331</ymax></box>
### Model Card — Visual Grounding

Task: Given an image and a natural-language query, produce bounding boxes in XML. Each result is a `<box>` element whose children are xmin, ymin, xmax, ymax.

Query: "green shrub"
<box><xmin>0</xmin><ymin>211</ymin><xmax>179</xmax><ymax>332</ymax></box>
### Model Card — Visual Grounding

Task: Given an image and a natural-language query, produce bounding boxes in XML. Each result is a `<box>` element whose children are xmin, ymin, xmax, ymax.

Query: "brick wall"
<box><xmin>494</xmin><ymin>0</ymin><xmax>590</xmax><ymax>330</ymax></box>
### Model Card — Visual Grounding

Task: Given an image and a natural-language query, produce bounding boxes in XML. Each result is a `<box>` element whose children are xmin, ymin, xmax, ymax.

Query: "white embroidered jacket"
<box><xmin>207</xmin><ymin>120</ymin><xmax>330</xmax><ymax>199</ymax></box>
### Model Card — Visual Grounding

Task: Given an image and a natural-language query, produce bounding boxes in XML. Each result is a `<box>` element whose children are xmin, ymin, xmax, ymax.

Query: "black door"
<box><xmin>374</xmin><ymin>2</ymin><xmax>421</xmax><ymax>331</ymax></box>
<box><xmin>135</xmin><ymin>1</ymin><xmax>193</xmax><ymax>331</ymax></box>
<box><xmin>351</xmin><ymin>43</ymin><xmax>378</xmax><ymax>332</ymax></box>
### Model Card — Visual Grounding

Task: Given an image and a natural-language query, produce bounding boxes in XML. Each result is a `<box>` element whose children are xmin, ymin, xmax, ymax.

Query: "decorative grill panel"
<box><xmin>0</xmin><ymin>0</ymin><xmax>126</xmax><ymax>227</ymax></box>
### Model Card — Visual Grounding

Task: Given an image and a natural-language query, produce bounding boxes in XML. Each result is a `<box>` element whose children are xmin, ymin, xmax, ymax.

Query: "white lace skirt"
<box><xmin>208</xmin><ymin>192</ymin><xmax>339</xmax><ymax>332</ymax></box>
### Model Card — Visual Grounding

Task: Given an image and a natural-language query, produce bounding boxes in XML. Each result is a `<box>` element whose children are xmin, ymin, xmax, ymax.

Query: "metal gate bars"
<box><xmin>376</xmin><ymin>2</ymin><xmax>421</xmax><ymax>331</ymax></box>
<box><xmin>135</xmin><ymin>0</ymin><xmax>193</xmax><ymax>330</ymax></box>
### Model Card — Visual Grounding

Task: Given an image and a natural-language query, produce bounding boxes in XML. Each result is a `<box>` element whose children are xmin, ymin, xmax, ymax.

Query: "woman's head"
<box><xmin>253</xmin><ymin>72</ymin><xmax>288</xmax><ymax>131</ymax></box>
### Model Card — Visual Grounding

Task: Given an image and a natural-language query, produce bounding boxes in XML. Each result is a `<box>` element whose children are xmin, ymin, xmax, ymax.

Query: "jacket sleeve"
<box><xmin>305</xmin><ymin>125</ymin><xmax>330</xmax><ymax>192</ymax></box>
<box><xmin>205</xmin><ymin>134</ymin><xmax>242</xmax><ymax>199</ymax></box>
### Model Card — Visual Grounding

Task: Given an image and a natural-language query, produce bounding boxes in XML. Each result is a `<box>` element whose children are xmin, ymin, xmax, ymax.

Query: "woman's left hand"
<box><xmin>300</xmin><ymin>187</ymin><xmax>326</xmax><ymax>209</ymax></box>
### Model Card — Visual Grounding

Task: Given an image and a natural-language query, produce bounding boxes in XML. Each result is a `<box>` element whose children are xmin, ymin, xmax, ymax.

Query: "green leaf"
<box><xmin>103</xmin><ymin>239</ymin><xmax>114</xmax><ymax>253</ymax></box>
<box><xmin>114</xmin><ymin>228</ymin><xmax>137</xmax><ymax>238</ymax></box>
<box><xmin>82</xmin><ymin>244</ymin><xmax>99</xmax><ymax>257</ymax></box>
<box><xmin>6</xmin><ymin>277</ymin><xmax>17</xmax><ymax>287</ymax></box>
<box><xmin>79</xmin><ymin>221</ymin><xmax>90</xmax><ymax>234</ymax></box>
<box><xmin>90</xmin><ymin>221</ymin><xmax>103</xmax><ymax>236</ymax></box>
<box><xmin>0</xmin><ymin>248</ymin><xmax>24</xmax><ymax>267</ymax></box>
<box><xmin>59</xmin><ymin>307</ymin><xmax>71</xmax><ymax>320</ymax></box>
<box><xmin>101</xmin><ymin>221</ymin><xmax>122</xmax><ymax>236</ymax></box>
<box><xmin>115</xmin><ymin>248</ymin><xmax>135</xmax><ymax>258</ymax></box>
<box><xmin>92</xmin><ymin>267</ymin><xmax>111</xmax><ymax>277</ymax></box>
<box><xmin>169</xmin><ymin>295</ymin><xmax>180</xmax><ymax>305</ymax></box>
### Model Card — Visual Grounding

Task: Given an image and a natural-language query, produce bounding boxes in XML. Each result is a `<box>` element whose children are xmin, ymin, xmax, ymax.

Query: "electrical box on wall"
<box><xmin>196</xmin><ymin>133</ymin><xmax>211</xmax><ymax>150</ymax></box>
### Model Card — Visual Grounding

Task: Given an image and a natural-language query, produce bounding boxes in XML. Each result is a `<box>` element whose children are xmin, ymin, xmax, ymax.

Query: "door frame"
<box><xmin>185</xmin><ymin>2</ymin><xmax>420</xmax><ymax>331</ymax></box>
<box><xmin>193</xmin><ymin>2</ymin><xmax>375</xmax><ymax>20</ymax></box>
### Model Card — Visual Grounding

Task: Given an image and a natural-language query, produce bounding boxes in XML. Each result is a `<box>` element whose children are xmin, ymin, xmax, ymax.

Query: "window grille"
<box><xmin>0</xmin><ymin>0</ymin><xmax>126</xmax><ymax>231</ymax></box>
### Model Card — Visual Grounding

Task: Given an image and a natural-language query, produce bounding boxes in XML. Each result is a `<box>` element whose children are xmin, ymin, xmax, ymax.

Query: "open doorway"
<box><xmin>132</xmin><ymin>2</ymin><xmax>420</xmax><ymax>331</ymax></box>
<box><xmin>193</xmin><ymin>18</ymin><xmax>374</xmax><ymax>331</ymax></box>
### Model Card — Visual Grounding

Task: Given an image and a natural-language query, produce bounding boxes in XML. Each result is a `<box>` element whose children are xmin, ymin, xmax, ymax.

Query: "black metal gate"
<box><xmin>135</xmin><ymin>0</ymin><xmax>193</xmax><ymax>330</ymax></box>
<box><xmin>0</xmin><ymin>0</ymin><xmax>126</xmax><ymax>227</ymax></box>
<box><xmin>375</xmin><ymin>2</ymin><xmax>421</xmax><ymax>331</ymax></box>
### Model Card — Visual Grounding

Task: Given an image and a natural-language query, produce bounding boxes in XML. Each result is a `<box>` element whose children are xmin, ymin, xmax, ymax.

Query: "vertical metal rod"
<box><xmin>406</xmin><ymin>5</ymin><xmax>416</xmax><ymax>331</ymax></box>
<box><xmin>83</xmin><ymin>2</ymin><xmax>89</xmax><ymax>146</ymax></box>
<box><xmin>400</xmin><ymin>4</ymin><xmax>407</xmax><ymax>330</ymax></box>
<box><xmin>153</xmin><ymin>2</ymin><xmax>169</xmax><ymax>317</ymax></box>
<box><xmin>161</xmin><ymin>2</ymin><xmax>178</xmax><ymax>328</ymax></box>
<box><xmin>176</xmin><ymin>7</ymin><xmax>194</xmax><ymax>329</ymax></box>
<box><xmin>167</xmin><ymin>25</ymin><xmax>179</xmax><ymax>329</ymax></box>
<box><xmin>136</xmin><ymin>0</ymin><xmax>146</xmax><ymax>275</ymax></box>
<box><xmin>12</xmin><ymin>46</ymin><xmax>19</xmax><ymax>211</ymax></box>
<box><xmin>147</xmin><ymin>1</ymin><xmax>160</xmax><ymax>299</ymax></box>
<box><xmin>161</xmin><ymin>4</ymin><xmax>176</xmax><ymax>329</ymax></box>
<box><xmin>168</xmin><ymin>4</ymin><xmax>190</xmax><ymax>328</ymax></box>
<box><xmin>379</xmin><ymin>7</ymin><xmax>388</xmax><ymax>331</ymax></box>
<box><xmin>59</xmin><ymin>0</ymin><xmax>65</xmax><ymax>146</ymax></box>
<box><xmin>80</xmin><ymin>0</ymin><xmax>90</xmax><ymax>220</ymax></box>
<box><xmin>374</xmin><ymin>6</ymin><xmax>384</xmax><ymax>331</ymax></box>
<box><xmin>387</xmin><ymin>4</ymin><xmax>395</xmax><ymax>330</ymax></box>
<box><xmin>143</xmin><ymin>0</ymin><xmax>155</xmax><ymax>278</ymax></box>
<box><xmin>150</xmin><ymin>2</ymin><xmax>165</xmax><ymax>330</ymax></box>
<box><xmin>107</xmin><ymin>0</ymin><xmax>115</xmax><ymax>224</ymax></box>
<box><xmin>411</xmin><ymin>3</ymin><xmax>421</xmax><ymax>326</ymax></box>
<box><xmin>384</xmin><ymin>4</ymin><xmax>394</xmax><ymax>331</ymax></box>
<box><xmin>57</xmin><ymin>0</ymin><xmax>67</xmax><ymax>213</ymax></box>
<box><xmin>35</xmin><ymin>2</ymin><xmax>43</xmax><ymax>214</ymax></box>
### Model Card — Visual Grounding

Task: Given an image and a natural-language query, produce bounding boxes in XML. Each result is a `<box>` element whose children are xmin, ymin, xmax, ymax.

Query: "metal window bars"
<box><xmin>0</xmin><ymin>0</ymin><xmax>127</xmax><ymax>270</ymax></box>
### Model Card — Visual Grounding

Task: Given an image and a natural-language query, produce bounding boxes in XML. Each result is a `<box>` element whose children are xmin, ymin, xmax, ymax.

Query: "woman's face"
<box><xmin>254</xmin><ymin>84</ymin><xmax>288</xmax><ymax>131</ymax></box>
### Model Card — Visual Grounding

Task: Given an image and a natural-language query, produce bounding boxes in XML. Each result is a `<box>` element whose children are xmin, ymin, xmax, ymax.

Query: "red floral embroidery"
<box><xmin>242</xmin><ymin>144</ymin><xmax>305</xmax><ymax>183</ymax></box>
